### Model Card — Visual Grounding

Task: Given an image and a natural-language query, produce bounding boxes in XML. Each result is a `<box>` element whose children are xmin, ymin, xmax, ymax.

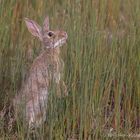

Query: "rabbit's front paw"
<box><xmin>62</xmin><ymin>81</ymin><xmax>68</xmax><ymax>97</ymax></box>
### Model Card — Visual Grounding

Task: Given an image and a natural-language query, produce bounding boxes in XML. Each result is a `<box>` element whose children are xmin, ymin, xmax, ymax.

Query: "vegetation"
<box><xmin>0</xmin><ymin>0</ymin><xmax>140</xmax><ymax>139</ymax></box>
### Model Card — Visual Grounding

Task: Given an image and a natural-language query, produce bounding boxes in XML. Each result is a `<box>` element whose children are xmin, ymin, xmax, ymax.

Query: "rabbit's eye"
<box><xmin>47</xmin><ymin>31</ymin><xmax>54</xmax><ymax>37</ymax></box>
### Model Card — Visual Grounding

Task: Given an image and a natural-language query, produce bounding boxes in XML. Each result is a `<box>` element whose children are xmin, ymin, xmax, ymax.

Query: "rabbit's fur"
<box><xmin>13</xmin><ymin>16</ymin><xmax>68</xmax><ymax>128</ymax></box>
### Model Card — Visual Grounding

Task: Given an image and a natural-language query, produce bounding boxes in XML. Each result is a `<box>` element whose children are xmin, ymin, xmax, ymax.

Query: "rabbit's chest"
<box><xmin>47</xmin><ymin>62</ymin><xmax>61</xmax><ymax>83</ymax></box>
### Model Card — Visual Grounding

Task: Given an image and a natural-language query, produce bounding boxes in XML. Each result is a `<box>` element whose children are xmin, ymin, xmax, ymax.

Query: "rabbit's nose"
<box><xmin>62</xmin><ymin>32</ymin><xmax>68</xmax><ymax>39</ymax></box>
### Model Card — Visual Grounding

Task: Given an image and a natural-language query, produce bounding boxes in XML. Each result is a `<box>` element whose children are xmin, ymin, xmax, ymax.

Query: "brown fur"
<box><xmin>12</xmin><ymin>16</ymin><xmax>68</xmax><ymax>128</ymax></box>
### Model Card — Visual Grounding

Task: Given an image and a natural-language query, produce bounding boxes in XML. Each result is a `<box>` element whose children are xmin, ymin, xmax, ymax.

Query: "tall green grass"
<box><xmin>0</xmin><ymin>0</ymin><xmax>140</xmax><ymax>139</ymax></box>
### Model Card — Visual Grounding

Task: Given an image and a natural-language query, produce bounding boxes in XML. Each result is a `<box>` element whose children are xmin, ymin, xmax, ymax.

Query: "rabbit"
<box><xmin>12</xmin><ymin>16</ymin><xmax>68</xmax><ymax>129</ymax></box>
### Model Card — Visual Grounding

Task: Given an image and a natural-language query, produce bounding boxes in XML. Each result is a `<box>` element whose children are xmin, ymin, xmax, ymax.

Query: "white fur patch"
<box><xmin>27</xmin><ymin>89</ymin><xmax>48</xmax><ymax>128</ymax></box>
<box><xmin>54</xmin><ymin>38</ymin><xmax>66</xmax><ymax>48</ymax></box>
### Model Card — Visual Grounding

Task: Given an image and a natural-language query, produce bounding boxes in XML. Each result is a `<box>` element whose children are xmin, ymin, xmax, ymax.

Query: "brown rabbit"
<box><xmin>12</xmin><ymin>16</ymin><xmax>68</xmax><ymax>129</ymax></box>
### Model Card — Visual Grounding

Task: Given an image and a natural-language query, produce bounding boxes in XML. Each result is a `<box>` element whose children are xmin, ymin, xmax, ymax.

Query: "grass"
<box><xmin>0</xmin><ymin>0</ymin><xmax>140</xmax><ymax>139</ymax></box>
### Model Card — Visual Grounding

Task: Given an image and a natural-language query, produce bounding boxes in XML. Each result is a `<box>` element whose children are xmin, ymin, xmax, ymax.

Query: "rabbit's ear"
<box><xmin>24</xmin><ymin>18</ymin><xmax>43</xmax><ymax>41</ymax></box>
<box><xmin>43</xmin><ymin>16</ymin><xmax>49</xmax><ymax>32</ymax></box>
